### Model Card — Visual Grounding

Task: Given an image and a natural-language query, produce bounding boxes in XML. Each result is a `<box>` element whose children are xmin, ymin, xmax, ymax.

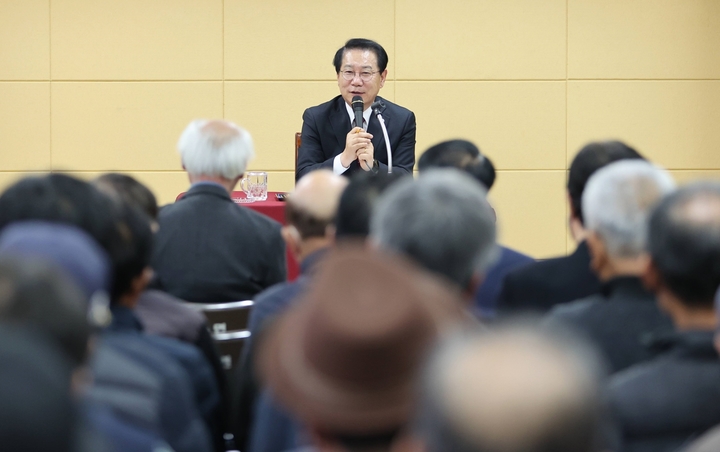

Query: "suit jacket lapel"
<box><xmin>329</xmin><ymin>96</ymin><xmax>351</xmax><ymax>152</ymax></box>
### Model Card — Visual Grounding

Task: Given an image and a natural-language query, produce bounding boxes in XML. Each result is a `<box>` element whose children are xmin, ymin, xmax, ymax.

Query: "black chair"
<box><xmin>185</xmin><ymin>300</ymin><xmax>254</xmax><ymax>335</ymax></box>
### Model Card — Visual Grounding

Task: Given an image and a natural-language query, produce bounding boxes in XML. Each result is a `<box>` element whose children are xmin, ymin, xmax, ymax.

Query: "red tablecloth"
<box><xmin>174</xmin><ymin>191</ymin><xmax>299</xmax><ymax>281</ymax></box>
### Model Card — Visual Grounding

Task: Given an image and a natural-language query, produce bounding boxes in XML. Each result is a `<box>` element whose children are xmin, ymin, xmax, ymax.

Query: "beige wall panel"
<box><xmin>670</xmin><ymin>170</ymin><xmax>720</xmax><ymax>185</ymax></box>
<box><xmin>225</xmin><ymin>81</ymin><xmax>359</xmax><ymax>171</ymax></box>
<box><xmin>224</xmin><ymin>0</ymin><xmax>394</xmax><ymax>80</ymax></box>
<box><xmin>52</xmin><ymin>82</ymin><xmax>223</xmax><ymax>171</ymax></box>
<box><xmin>0</xmin><ymin>172</ymin><xmax>47</xmax><ymax>195</ymax></box>
<box><xmin>568</xmin><ymin>81</ymin><xmax>720</xmax><ymax>169</ymax></box>
<box><xmin>395</xmin><ymin>0</ymin><xmax>566</xmax><ymax>80</ymax></box>
<box><xmin>396</xmin><ymin>82</ymin><xmax>566</xmax><ymax>170</ymax></box>
<box><xmin>569</xmin><ymin>0</ymin><xmax>720</xmax><ymax>79</ymax></box>
<box><xmin>0</xmin><ymin>1</ymin><xmax>49</xmax><ymax>80</ymax></box>
<box><xmin>52</xmin><ymin>0</ymin><xmax>222</xmax><ymax>80</ymax></box>
<box><xmin>0</xmin><ymin>83</ymin><xmax>50</xmax><ymax>171</ymax></box>
<box><xmin>490</xmin><ymin>170</ymin><xmax>568</xmax><ymax>258</ymax></box>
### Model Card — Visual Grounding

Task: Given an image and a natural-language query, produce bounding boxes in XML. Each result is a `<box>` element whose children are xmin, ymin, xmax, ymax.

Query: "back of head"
<box><xmin>335</xmin><ymin>172</ymin><xmax>406</xmax><ymax>239</ymax></box>
<box><xmin>0</xmin><ymin>324</ymin><xmax>76</xmax><ymax>452</ymax></box>
<box><xmin>109</xmin><ymin>203</ymin><xmax>154</xmax><ymax>304</ymax></box>
<box><xmin>568</xmin><ymin>141</ymin><xmax>645</xmax><ymax>225</ymax></box>
<box><xmin>0</xmin><ymin>174</ymin><xmax>122</xmax><ymax>258</ymax></box>
<box><xmin>417</xmin><ymin>139</ymin><xmax>496</xmax><ymax>191</ymax></box>
<box><xmin>93</xmin><ymin>173</ymin><xmax>159</xmax><ymax>220</ymax></box>
<box><xmin>582</xmin><ymin>160</ymin><xmax>675</xmax><ymax>259</ymax></box>
<box><xmin>371</xmin><ymin>169</ymin><xmax>498</xmax><ymax>290</ymax></box>
<box><xmin>419</xmin><ymin>324</ymin><xmax>604</xmax><ymax>452</ymax></box>
<box><xmin>178</xmin><ymin>119</ymin><xmax>254</xmax><ymax>180</ymax></box>
<box><xmin>333</xmin><ymin>38</ymin><xmax>389</xmax><ymax>73</ymax></box>
<box><xmin>648</xmin><ymin>182</ymin><xmax>720</xmax><ymax>307</ymax></box>
<box><xmin>286</xmin><ymin>169</ymin><xmax>349</xmax><ymax>240</ymax></box>
<box><xmin>0</xmin><ymin>255</ymin><xmax>90</xmax><ymax>367</ymax></box>
<box><xmin>258</xmin><ymin>247</ymin><xmax>467</xmax><ymax>449</ymax></box>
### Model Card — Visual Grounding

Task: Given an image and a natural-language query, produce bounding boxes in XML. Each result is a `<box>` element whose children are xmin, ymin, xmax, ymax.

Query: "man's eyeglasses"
<box><xmin>340</xmin><ymin>70</ymin><xmax>380</xmax><ymax>82</ymax></box>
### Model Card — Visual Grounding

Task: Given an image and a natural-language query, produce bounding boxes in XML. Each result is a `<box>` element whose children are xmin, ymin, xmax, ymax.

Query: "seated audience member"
<box><xmin>498</xmin><ymin>141</ymin><xmax>645</xmax><ymax>313</ymax></box>
<box><xmin>151</xmin><ymin>119</ymin><xmax>286</xmax><ymax>302</ymax></box>
<box><xmin>417</xmin><ymin>139</ymin><xmax>534</xmax><ymax>318</ymax></box>
<box><xmin>334</xmin><ymin>171</ymin><xmax>407</xmax><ymax>240</ymax></box>
<box><xmin>0</xmin><ymin>325</ymin><xmax>78</xmax><ymax>452</ymax></box>
<box><xmin>233</xmin><ymin>169</ymin><xmax>348</xmax><ymax>452</ymax></box>
<box><xmin>93</xmin><ymin>172</ymin><xmax>229</xmax><ymax>444</ymax></box>
<box><xmin>0</xmin><ymin>228</ymin><xmax>170</xmax><ymax>452</ymax></box>
<box><xmin>547</xmin><ymin>161</ymin><xmax>675</xmax><ymax>373</ymax></box>
<box><xmin>371</xmin><ymin>168</ymin><xmax>498</xmax><ymax>304</ymax></box>
<box><xmin>257</xmin><ymin>247</ymin><xmax>469</xmax><ymax>452</ymax></box>
<box><xmin>0</xmin><ymin>175</ymin><xmax>214</xmax><ymax>452</ymax></box>
<box><xmin>609</xmin><ymin>182</ymin><xmax>720</xmax><ymax>452</ymax></box>
<box><xmin>417</xmin><ymin>325</ymin><xmax>607</xmax><ymax>452</ymax></box>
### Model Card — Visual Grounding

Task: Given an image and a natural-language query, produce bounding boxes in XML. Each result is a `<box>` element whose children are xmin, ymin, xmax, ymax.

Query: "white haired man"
<box><xmin>151</xmin><ymin>119</ymin><xmax>286</xmax><ymax>303</ymax></box>
<box><xmin>546</xmin><ymin>160</ymin><xmax>675</xmax><ymax>373</ymax></box>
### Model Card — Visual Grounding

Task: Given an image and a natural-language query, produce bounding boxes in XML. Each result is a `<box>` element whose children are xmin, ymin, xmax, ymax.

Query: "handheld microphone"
<box><xmin>352</xmin><ymin>96</ymin><xmax>364</xmax><ymax>129</ymax></box>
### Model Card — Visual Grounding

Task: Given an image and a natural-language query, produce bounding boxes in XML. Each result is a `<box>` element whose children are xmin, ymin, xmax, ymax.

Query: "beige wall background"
<box><xmin>1</xmin><ymin>0</ymin><xmax>719</xmax><ymax>258</ymax></box>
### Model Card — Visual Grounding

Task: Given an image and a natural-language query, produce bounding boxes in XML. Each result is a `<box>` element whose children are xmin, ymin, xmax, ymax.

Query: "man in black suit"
<box><xmin>151</xmin><ymin>120</ymin><xmax>286</xmax><ymax>303</ymax></box>
<box><xmin>295</xmin><ymin>38</ymin><xmax>416</xmax><ymax>181</ymax></box>
<box><xmin>497</xmin><ymin>141</ymin><xmax>645</xmax><ymax>313</ymax></box>
<box><xmin>417</xmin><ymin>139</ymin><xmax>535</xmax><ymax>319</ymax></box>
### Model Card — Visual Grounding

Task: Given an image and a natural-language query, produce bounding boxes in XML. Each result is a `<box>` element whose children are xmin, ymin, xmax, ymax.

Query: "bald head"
<box><xmin>286</xmin><ymin>170</ymin><xmax>348</xmax><ymax>240</ymax></box>
<box><xmin>420</xmin><ymin>326</ymin><xmax>604</xmax><ymax>452</ymax></box>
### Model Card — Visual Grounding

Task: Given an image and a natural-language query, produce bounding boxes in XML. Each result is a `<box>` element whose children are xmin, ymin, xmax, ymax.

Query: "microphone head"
<box><xmin>371</xmin><ymin>100</ymin><xmax>384</xmax><ymax>112</ymax></box>
<box><xmin>352</xmin><ymin>96</ymin><xmax>364</xmax><ymax>110</ymax></box>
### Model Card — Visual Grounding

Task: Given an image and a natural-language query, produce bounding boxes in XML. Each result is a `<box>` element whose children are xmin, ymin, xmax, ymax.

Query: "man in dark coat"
<box><xmin>547</xmin><ymin>160</ymin><xmax>675</xmax><ymax>373</ymax></box>
<box><xmin>151</xmin><ymin>119</ymin><xmax>286</xmax><ymax>303</ymax></box>
<box><xmin>608</xmin><ymin>182</ymin><xmax>720</xmax><ymax>452</ymax></box>
<box><xmin>498</xmin><ymin>141</ymin><xmax>645</xmax><ymax>313</ymax></box>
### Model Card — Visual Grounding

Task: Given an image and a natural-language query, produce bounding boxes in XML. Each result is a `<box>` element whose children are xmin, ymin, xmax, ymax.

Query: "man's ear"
<box><xmin>586</xmin><ymin>231</ymin><xmax>606</xmax><ymax>277</ymax></box>
<box><xmin>641</xmin><ymin>259</ymin><xmax>662</xmax><ymax>294</ymax></box>
<box><xmin>281</xmin><ymin>225</ymin><xmax>302</xmax><ymax>256</ymax></box>
<box><xmin>132</xmin><ymin>267</ymin><xmax>153</xmax><ymax>296</ymax></box>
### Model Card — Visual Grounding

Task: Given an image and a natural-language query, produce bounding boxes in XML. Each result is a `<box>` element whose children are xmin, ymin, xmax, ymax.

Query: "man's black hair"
<box><xmin>94</xmin><ymin>173</ymin><xmax>159</xmax><ymax>220</ymax></box>
<box><xmin>335</xmin><ymin>172</ymin><xmax>406</xmax><ymax>239</ymax></box>
<box><xmin>333</xmin><ymin>38</ymin><xmax>389</xmax><ymax>73</ymax></box>
<box><xmin>648</xmin><ymin>182</ymin><xmax>720</xmax><ymax>307</ymax></box>
<box><xmin>417</xmin><ymin>139</ymin><xmax>496</xmax><ymax>191</ymax></box>
<box><xmin>567</xmin><ymin>141</ymin><xmax>645</xmax><ymax>225</ymax></box>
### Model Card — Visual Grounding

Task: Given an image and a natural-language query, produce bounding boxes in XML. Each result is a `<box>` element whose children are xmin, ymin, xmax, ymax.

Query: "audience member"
<box><xmin>498</xmin><ymin>141</ymin><xmax>645</xmax><ymax>313</ymax></box>
<box><xmin>609</xmin><ymin>182</ymin><xmax>720</xmax><ymax>452</ymax></box>
<box><xmin>151</xmin><ymin>119</ymin><xmax>286</xmax><ymax>302</ymax></box>
<box><xmin>93</xmin><ymin>173</ymin><xmax>229</xmax><ymax>439</ymax></box>
<box><xmin>417</xmin><ymin>139</ymin><xmax>534</xmax><ymax>317</ymax></box>
<box><xmin>334</xmin><ymin>171</ymin><xmax>407</xmax><ymax>240</ymax></box>
<box><xmin>371</xmin><ymin>168</ymin><xmax>498</xmax><ymax>302</ymax></box>
<box><xmin>0</xmin><ymin>174</ymin><xmax>214</xmax><ymax>452</ymax></box>
<box><xmin>233</xmin><ymin>169</ymin><xmax>348</xmax><ymax>452</ymax></box>
<box><xmin>417</xmin><ymin>324</ymin><xmax>607</xmax><ymax>452</ymax></box>
<box><xmin>258</xmin><ymin>247</ymin><xmax>469</xmax><ymax>452</ymax></box>
<box><xmin>547</xmin><ymin>160</ymin><xmax>675</xmax><ymax>373</ymax></box>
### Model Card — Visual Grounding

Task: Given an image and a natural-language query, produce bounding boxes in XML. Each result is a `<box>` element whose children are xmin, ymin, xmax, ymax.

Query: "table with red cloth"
<box><xmin>174</xmin><ymin>191</ymin><xmax>299</xmax><ymax>281</ymax></box>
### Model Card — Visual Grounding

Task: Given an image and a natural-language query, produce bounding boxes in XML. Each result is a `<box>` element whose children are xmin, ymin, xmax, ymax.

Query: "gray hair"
<box><xmin>582</xmin><ymin>160</ymin><xmax>675</xmax><ymax>258</ymax></box>
<box><xmin>177</xmin><ymin>119</ymin><xmax>254</xmax><ymax>179</ymax></box>
<box><xmin>418</xmin><ymin>324</ymin><xmax>606</xmax><ymax>452</ymax></box>
<box><xmin>370</xmin><ymin>168</ymin><xmax>498</xmax><ymax>290</ymax></box>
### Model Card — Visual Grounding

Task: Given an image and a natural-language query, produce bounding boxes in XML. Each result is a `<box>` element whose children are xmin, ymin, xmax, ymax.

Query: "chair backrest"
<box><xmin>184</xmin><ymin>300</ymin><xmax>254</xmax><ymax>335</ymax></box>
<box><xmin>295</xmin><ymin>132</ymin><xmax>302</xmax><ymax>171</ymax></box>
<box><xmin>213</xmin><ymin>331</ymin><xmax>251</xmax><ymax>372</ymax></box>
